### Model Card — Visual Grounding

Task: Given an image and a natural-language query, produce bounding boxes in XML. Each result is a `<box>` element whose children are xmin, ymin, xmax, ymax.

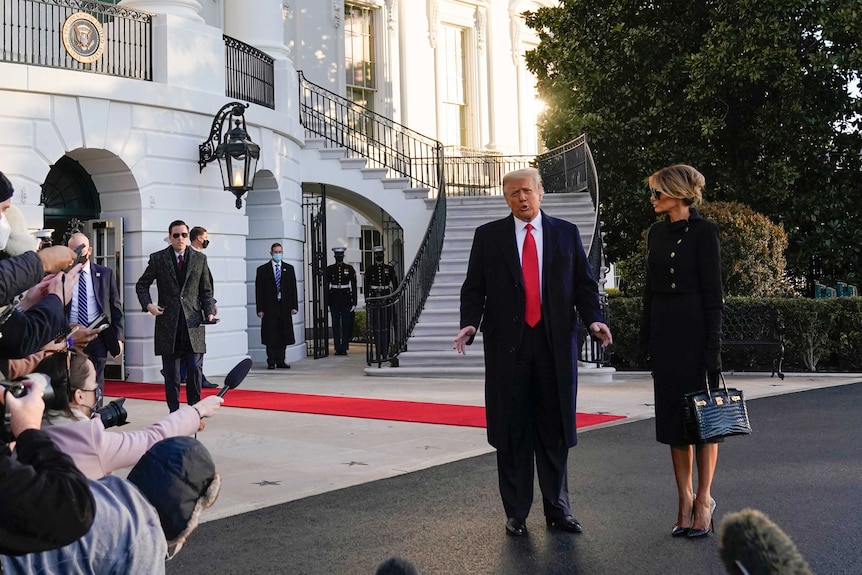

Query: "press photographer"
<box><xmin>0</xmin><ymin>170</ymin><xmax>96</xmax><ymax>555</ymax></box>
<box><xmin>40</xmin><ymin>350</ymin><xmax>223</xmax><ymax>480</ymax></box>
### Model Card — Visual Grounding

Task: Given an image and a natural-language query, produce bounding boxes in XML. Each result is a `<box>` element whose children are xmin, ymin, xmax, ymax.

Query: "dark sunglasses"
<box><xmin>172</xmin><ymin>232</ymin><xmax>189</xmax><ymax>239</ymax></box>
<box><xmin>649</xmin><ymin>188</ymin><xmax>664</xmax><ymax>200</ymax></box>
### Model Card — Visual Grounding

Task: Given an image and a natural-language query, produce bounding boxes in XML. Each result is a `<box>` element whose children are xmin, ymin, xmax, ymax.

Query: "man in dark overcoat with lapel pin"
<box><xmin>255</xmin><ymin>242</ymin><xmax>298</xmax><ymax>369</ymax></box>
<box><xmin>136</xmin><ymin>220</ymin><xmax>216</xmax><ymax>412</ymax></box>
<box><xmin>454</xmin><ymin>168</ymin><xmax>612</xmax><ymax>537</ymax></box>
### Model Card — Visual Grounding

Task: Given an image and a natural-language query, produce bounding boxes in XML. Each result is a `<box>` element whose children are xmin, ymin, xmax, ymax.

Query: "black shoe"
<box><xmin>505</xmin><ymin>518</ymin><xmax>527</xmax><ymax>536</ymax></box>
<box><xmin>546</xmin><ymin>516</ymin><xmax>583</xmax><ymax>533</ymax></box>
<box><xmin>275</xmin><ymin>363</ymin><xmax>290</xmax><ymax>369</ymax></box>
<box><xmin>201</xmin><ymin>380</ymin><xmax>218</xmax><ymax>389</ymax></box>
<box><xmin>267</xmin><ymin>364</ymin><xmax>275</xmax><ymax>370</ymax></box>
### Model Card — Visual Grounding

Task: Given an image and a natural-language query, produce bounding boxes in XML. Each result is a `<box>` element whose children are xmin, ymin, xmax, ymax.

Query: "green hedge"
<box><xmin>607</xmin><ymin>296</ymin><xmax>862</xmax><ymax>372</ymax></box>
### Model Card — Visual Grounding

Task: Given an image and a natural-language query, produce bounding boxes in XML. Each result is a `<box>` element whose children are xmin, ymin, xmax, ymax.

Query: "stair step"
<box><xmin>404</xmin><ymin>188</ymin><xmax>431</xmax><ymax>200</ymax></box>
<box><xmin>303</xmin><ymin>137</ymin><xmax>326</xmax><ymax>149</ymax></box>
<box><xmin>397</xmin><ymin>350</ymin><xmax>486</xmax><ymax>367</ymax></box>
<box><xmin>319</xmin><ymin>148</ymin><xmax>347</xmax><ymax>160</ymax></box>
<box><xmin>382</xmin><ymin>177</ymin><xmax>411</xmax><ymax>189</ymax></box>
<box><xmin>361</xmin><ymin>168</ymin><xmax>389</xmax><ymax>180</ymax></box>
<box><xmin>340</xmin><ymin>157</ymin><xmax>368</xmax><ymax>169</ymax></box>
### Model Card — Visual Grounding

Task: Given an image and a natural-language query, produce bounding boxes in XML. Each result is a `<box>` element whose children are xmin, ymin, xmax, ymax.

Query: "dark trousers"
<box><xmin>265</xmin><ymin>345</ymin><xmax>286</xmax><ymax>367</ymax></box>
<box><xmin>182</xmin><ymin>353</ymin><xmax>205</xmax><ymax>381</ymax></box>
<box><xmin>162</xmin><ymin>352</ymin><xmax>201</xmax><ymax>412</ymax></box>
<box><xmin>84</xmin><ymin>337</ymin><xmax>108</xmax><ymax>408</ymax></box>
<box><xmin>330</xmin><ymin>307</ymin><xmax>352</xmax><ymax>353</ymax></box>
<box><xmin>496</xmin><ymin>321</ymin><xmax>571</xmax><ymax>520</ymax></box>
<box><xmin>369</xmin><ymin>307</ymin><xmax>392</xmax><ymax>362</ymax></box>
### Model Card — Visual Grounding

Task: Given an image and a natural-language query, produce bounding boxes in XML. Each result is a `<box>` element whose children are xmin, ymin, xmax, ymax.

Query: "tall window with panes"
<box><xmin>359</xmin><ymin>227</ymin><xmax>382</xmax><ymax>296</ymax></box>
<box><xmin>440</xmin><ymin>24</ymin><xmax>468</xmax><ymax>147</ymax></box>
<box><xmin>345</xmin><ymin>4</ymin><xmax>376</xmax><ymax>119</ymax></box>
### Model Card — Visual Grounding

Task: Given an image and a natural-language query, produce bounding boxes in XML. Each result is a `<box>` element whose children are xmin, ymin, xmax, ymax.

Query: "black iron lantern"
<box><xmin>199</xmin><ymin>102</ymin><xmax>260</xmax><ymax>209</ymax></box>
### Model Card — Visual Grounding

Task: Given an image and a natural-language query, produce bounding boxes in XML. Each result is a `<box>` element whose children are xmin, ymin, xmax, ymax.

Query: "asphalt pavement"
<box><xmin>105</xmin><ymin>350</ymin><xmax>861</xmax><ymax>574</ymax></box>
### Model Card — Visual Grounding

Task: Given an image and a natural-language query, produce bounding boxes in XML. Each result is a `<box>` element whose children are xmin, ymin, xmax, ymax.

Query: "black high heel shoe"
<box><xmin>687</xmin><ymin>497</ymin><xmax>716</xmax><ymax>538</ymax></box>
<box><xmin>671</xmin><ymin>496</ymin><xmax>695</xmax><ymax>537</ymax></box>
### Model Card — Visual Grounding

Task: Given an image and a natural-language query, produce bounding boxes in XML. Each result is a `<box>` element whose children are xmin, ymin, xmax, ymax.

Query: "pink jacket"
<box><xmin>41</xmin><ymin>406</ymin><xmax>201</xmax><ymax>479</ymax></box>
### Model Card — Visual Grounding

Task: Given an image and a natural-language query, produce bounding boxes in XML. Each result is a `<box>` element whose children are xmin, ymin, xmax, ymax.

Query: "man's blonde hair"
<box><xmin>502</xmin><ymin>167</ymin><xmax>543</xmax><ymax>192</ymax></box>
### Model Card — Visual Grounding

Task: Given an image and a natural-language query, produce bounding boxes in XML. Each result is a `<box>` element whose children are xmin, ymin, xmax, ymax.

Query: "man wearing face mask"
<box><xmin>66</xmin><ymin>232</ymin><xmax>124</xmax><ymax>400</ymax></box>
<box><xmin>255</xmin><ymin>243</ymin><xmax>298</xmax><ymax>369</ymax></box>
<box><xmin>189</xmin><ymin>227</ymin><xmax>217</xmax><ymax>388</ymax></box>
<box><xmin>364</xmin><ymin>246</ymin><xmax>398</xmax><ymax>363</ymax></box>
<box><xmin>325</xmin><ymin>247</ymin><xmax>357</xmax><ymax>356</ymax></box>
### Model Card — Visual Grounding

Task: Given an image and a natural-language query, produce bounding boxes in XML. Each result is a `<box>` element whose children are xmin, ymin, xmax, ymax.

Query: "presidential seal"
<box><xmin>62</xmin><ymin>12</ymin><xmax>105</xmax><ymax>64</ymax></box>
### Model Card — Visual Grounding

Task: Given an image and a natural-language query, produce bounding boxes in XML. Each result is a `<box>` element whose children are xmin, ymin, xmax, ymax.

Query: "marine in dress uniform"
<box><xmin>325</xmin><ymin>247</ymin><xmax>357</xmax><ymax>356</ymax></box>
<box><xmin>364</xmin><ymin>246</ymin><xmax>398</xmax><ymax>363</ymax></box>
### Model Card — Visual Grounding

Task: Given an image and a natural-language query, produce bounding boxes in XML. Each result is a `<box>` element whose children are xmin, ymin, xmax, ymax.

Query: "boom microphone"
<box><xmin>718</xmin><ymin>508</ymin><xmax>814</xmax><ymax>575</ymax></box>
<box><xmin>216</xmin><ymin>358</ymin><xmax>253</xmax><ymax>398</ymax></box>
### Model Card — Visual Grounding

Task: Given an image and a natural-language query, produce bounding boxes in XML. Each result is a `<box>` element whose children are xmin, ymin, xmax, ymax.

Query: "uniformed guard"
<box><xmin>364</xmin><ymin>246</ymin><xmax>398</xmax><ymax>363</ymax></box>
<box><xmin>325</xmin><ymin>247</ymin><xmax>357</xmax><ymax>355</ymax></box>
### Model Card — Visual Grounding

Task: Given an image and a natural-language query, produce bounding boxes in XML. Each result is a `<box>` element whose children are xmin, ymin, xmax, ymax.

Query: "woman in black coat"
<box><xmin>640</xmin><ymin>164</ymin><xmax>723</xmax><ymax>539</ymax></box>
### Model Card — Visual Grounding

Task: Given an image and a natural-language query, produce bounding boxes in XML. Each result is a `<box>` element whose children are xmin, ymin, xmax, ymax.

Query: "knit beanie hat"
<box><xmin>0</xmin><ymin>172</ymin><xmax>13</xmax><ymax>202</ymax></box>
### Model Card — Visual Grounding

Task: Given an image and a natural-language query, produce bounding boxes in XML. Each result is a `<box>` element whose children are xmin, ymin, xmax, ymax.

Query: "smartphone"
<box><xmin>86</xmin><ymin>312</ymin><xmax>109</xmax><ymax>331</ymax></box>
<box><xmin>65</xmin><ymin>244</ymin><xmax>86</xmax><ymax>272</ymax></box>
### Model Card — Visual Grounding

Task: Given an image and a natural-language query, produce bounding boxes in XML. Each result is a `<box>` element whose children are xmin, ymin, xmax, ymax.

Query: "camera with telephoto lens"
<box><xmin>96</xmin><ymin>397</ymin><xmax>129</xmax><ymax>428</ymax></box>
<box><xmin>1</xmin><ymin>374</ymin><xmax>55</xmax><ymax>443</ymax></box>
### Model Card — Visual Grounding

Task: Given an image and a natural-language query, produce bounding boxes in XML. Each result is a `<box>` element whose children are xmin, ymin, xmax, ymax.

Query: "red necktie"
<box><xmin>177</xmin><ymin>254</ymin><xmax>183</xmax><ymax>270</ymax></box>
<box><xmin>522</xmin><ymin>224</ymin><xmax>541</xmax><ymax>327</ymax></box>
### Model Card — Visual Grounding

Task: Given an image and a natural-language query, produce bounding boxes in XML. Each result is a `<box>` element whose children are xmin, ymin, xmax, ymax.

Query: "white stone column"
<box><xmin>224</xmin><ymin>0</ymin><xmax>291</xmax><ymax>61</ymax></box>
<box><xmin>119</xmin><ymin>0</ymin><xmax>204</xmax><ymax>23</ymax></box>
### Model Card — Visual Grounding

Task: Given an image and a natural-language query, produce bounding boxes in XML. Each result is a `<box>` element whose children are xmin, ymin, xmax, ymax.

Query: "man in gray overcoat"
<box><xmin>136</xmin><ymin>220</ymin><xmax>216</xmax><ymax>412</ymax></box>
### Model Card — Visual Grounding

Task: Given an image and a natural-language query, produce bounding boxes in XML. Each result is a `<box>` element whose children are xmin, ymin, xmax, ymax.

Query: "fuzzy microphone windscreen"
<box><xmin>719</xmin><ymin>508</ymin><xmax>814</xmax><ymax>575</ymax></box>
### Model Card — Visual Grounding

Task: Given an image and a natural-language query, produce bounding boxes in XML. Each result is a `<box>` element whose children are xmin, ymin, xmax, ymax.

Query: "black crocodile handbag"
<box><xmin>683</xmin><ymin>373</ymin><xmax>752</xmax><ymax>441</ymax></box>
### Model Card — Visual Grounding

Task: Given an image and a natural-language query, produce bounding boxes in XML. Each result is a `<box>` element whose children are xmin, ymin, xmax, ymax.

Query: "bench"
<box><xmin>721</xmin><ymin>304</ymin><xmax>785</xmax><ymax>379</ymax></box>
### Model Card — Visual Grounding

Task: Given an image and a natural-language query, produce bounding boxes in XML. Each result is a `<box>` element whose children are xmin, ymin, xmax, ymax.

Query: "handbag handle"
<box><xmin>703</xmin><ymin>372</ymin><xmax>729</xmax><ymax>395</ymax></box>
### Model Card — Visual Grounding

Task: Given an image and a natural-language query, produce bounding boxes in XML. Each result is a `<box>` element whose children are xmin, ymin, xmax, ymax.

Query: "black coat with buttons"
<box><xmin>460</xmin><ymin>212</ymin><xmax>603</xmax><ymax>449</ymax></box>
<box><xmin>640</xmin><ymin>208</ymin><xmax>724</xmax><ymax>444</ymax></box>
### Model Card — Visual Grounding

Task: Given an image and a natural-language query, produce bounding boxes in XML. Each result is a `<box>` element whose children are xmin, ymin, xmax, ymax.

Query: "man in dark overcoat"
<box><xmin>255</xmin><ymin>242</ymin><xmax>298</xmax><ymax>369</ymax></box>
<box><xmin>454</xmin><ymin>168</ymin><xmax>612</xmax><ymax>537</ymax></box>
<box><xmin>136</xmin><ymin>220</ymin><xmax>216</xmax><ymax>412</ymax></box>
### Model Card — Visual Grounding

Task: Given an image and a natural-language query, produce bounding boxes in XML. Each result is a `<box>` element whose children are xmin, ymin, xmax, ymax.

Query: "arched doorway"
<box><xmin>40</xmin><ymin>155</ymin><xmax>101</xmax><ymax>243</ymax></box>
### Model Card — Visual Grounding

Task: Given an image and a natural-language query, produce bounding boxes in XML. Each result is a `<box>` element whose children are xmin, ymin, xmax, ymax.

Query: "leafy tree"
<box><xmin>524</xmin><ymin>0</ymin><xmax>862</xmax><ymax>287</ymax></box>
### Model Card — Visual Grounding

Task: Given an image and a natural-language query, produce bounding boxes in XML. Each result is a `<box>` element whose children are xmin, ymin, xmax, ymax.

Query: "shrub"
<box><xmin>615</xmin><ymin>201</ymin><xmax>792</xmax><ymax>297</ymax></box>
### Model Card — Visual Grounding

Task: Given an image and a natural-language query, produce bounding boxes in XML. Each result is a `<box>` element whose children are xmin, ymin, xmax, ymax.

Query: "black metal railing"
<box><xmin>1</xmin><ymin>0</ymin><xmax>152</xmax><ymax>80</ymax></box>
<box><xmin>299</xmin><ymin>71</ymin><xmax>443</xmax><ymax>191</ymax></box>
<box><xmin>443</xmin><ymin>147</ymin><xmax>534</xmax><ymax>196</ymax></box>
<box><xmin>536</xmin><ymin>135</ymin><xmax>609</xmax><ymax>365</ymax></box>
<box><xmin>224</xmin><ymin>35</ymin><xmax>274</xmax><ymax>109</ymax></box>
<box><xmin>297</xmin><ymin>71</ymin><xmax>447</xmax><ymax>366</ymax></box>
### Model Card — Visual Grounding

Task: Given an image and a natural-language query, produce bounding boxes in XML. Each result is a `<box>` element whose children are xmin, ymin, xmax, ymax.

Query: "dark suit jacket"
<box><xmin>255</xmin><ymin>261</ymin><xmax>298</xmax><ymax>346</ymax></box>
<box><xmin>135</xmin><ymin>247</ymin><xmax>215</xmax><ymax>356</ymax></box>
<box><xmin>460</xmin><ymin>211</ymin><xmax>603</xmax><ymax>449</ymax></box>
<box><xmin>70</xmin><ymin>262</ymin><xmax>124</xmax><ymax>359</ymax></box>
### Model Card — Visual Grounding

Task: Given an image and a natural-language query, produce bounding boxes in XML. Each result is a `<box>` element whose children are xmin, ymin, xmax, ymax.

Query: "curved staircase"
<box><xmin>366</xmin><ymin>193</ymin><xmax>615</xmax><ymax>381</ymax></box>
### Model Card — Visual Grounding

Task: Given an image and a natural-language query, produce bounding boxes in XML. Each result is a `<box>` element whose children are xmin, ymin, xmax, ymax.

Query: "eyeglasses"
<box><xmin>81</xmin><ymin>387</ymin><xmax>103</xmax><ymax>405</ymax></box>
<box><xmin>649</xmin><ymin>188</ymin><xmax>664</xmax><ymax>200</ymax></box>
<box><xmin>172</xmin><ymin>232</ymin><xmax>189</xmax><ymax>239</ymax></box>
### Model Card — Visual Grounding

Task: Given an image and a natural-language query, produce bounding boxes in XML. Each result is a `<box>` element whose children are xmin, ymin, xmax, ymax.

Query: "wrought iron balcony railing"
<box><xmin>224</xmin><ymin>35</ymin><xmax>274</xmax><ymax>109</ymax></box>
<box><xmin>1</xmin><ymin>0</ymin><xmax>152</xmax><ymax>80</ymax></box>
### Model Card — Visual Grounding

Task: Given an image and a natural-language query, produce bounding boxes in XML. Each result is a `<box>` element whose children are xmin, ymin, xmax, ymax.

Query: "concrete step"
<box><xmin>318</xmin><ymin>147</ymin><xmax>347</xmax><ymax>160</ymax></box>
<box><xmin>382</xmin><ymin>177</ymin><xmax>411</xmax><ymax>189</ymax></box>
<box><xmin>404</xmin><ymin>188</ymin><xmax>431</xmax><ymax>200</ymax></box>
<box><xmin>397</xmin><ymin>350</ymin><xmax>485</xmax><ymax>367</ymax></box>
<box><xmin>411</xmin><ymin>321</ymin><xmax>466</xmax><ymax>337</ymax></box>
<box><xmin>407</xmin><ymin>335</ymin><xmax>483</xmax><ymax>352</ymax></box>
<box><xmin>361</xmin><ymin>167</ymin><xmax>389</xmax><ymax>180</ymax></box>
<box><xmin>340</xmin><ymin>157</ymin><xmax>368</xmax><ymax>169</ymax></box>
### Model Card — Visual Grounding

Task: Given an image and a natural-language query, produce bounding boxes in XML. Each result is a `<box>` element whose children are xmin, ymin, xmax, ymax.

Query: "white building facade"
<box><xmin>0</xmin><ymin>0</ymin><xmax>555</xmax><ymax>380</ymax></box>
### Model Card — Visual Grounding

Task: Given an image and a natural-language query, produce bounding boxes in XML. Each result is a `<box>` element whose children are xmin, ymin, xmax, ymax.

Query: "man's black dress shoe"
<box><xmin>546</xmin><ymin>516</ymin><xmax>583</xmax><ymax>533</ymax></box>
<box><xmin>505</xmin><ymin>518</ymin><xmax>527</xmax><ymax>536</ymax></box>
<box><xmin>267</xmin><ymin>364</ymin><xmax>275</xmax><ymax>370</ymax></box>
<box><xmin>201</xmin><ymin>380</ymin><xmax>218</xmax><ymax>389</ymax></box>
<box><xmin>275</xmin><ymin>363</ymin><xmax>290</xmax><ymax>369</ymax></box>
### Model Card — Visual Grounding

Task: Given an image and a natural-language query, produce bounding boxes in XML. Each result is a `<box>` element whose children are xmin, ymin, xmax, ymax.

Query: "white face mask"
<box><xmin>0</xmin><ymin>215</ymin><xmax>11</xmax><ymax>251</ymax></box>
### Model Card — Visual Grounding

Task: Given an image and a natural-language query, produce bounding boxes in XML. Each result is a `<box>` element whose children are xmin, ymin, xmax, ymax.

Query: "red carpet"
<box><xmin>104</xmin><ymin>381</ymin><xmax>626</xmax><ymax>429</ymax></box>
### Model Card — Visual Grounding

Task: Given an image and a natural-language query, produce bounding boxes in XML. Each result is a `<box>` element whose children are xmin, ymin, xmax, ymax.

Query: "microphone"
<box><xmin>217</xmin><ymin>358</ymin><xmax>253</xmax><ymax>398</ymax></box>
<box><xmin>719</xmin><ymin>508</ymin><xmax>813</xmax><ymax>575</ymax></box>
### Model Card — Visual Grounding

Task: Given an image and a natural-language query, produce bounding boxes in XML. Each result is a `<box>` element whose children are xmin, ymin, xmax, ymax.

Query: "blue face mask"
<box><xmin>272</xmin><ymin>253</ymin><xmax>283</xmax><ymax>263</ymax></box>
